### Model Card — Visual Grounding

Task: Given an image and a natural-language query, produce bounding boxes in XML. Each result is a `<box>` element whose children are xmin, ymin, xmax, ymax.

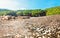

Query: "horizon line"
<box><xmin>0</xmin><ymin>6</ymin><xmax>60</xmax><ymax>10</ymax></box>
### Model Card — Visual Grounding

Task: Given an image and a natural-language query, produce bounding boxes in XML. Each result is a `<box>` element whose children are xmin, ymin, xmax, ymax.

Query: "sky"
<box><xmin>0</xmin><ymin>0</ymin><xmax>60</xmax><ymax>10</ymax></box>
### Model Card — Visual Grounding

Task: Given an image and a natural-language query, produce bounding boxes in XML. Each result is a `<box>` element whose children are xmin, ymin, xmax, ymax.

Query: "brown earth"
<box><xmin>0</xmin><ymin>15</ymin><xmax>60</xmax><ymax>38</ymax></box>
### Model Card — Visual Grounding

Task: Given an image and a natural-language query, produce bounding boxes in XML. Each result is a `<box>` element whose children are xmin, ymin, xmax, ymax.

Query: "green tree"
<box><xmin>16</xmin><ymin>11</ymin><xmax>23</xmax><ymax>16</ymax></box>
<box><xmin>31</xmin><ymin>9</ymin><xmax>42</xmax><ymax>17</ymax></box>
<box><xmin>46</xmin><ymin>6</ymin><xmax>60</xmax><ymax>16</ymax></box>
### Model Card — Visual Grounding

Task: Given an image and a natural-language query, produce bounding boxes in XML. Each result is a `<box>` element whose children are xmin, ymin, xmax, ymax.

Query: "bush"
<box><xmin>46</xmin><ymin>6</ymin><xmax>60</xmax><ymax>16</ymax></box>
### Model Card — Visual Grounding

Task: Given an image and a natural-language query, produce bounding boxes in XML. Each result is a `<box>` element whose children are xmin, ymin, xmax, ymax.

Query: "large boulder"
<box><xmin>1</xmin><ymin>15</ymin><xmax>15</xmax><ymax>20</ymax></box>
<box><xmin>16</xmin><ymin>16</ymin><xmax>30</xmax><ymax>19</ymax></box>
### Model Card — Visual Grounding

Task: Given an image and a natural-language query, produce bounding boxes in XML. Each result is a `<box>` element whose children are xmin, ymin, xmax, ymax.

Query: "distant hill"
<box><xmin>45</xmin><ymin>6</ymin><xmax>60</xmax><ymax>15</ymax></box>
<box><xmin>0</xmin><ymin>6</ymin><xmax>60</xmax><ymax>16</ymax></box>
<box><xmin>0</xmin><ymin>9</ymin><xmax>10</xmax><ymax>11</ymax></box>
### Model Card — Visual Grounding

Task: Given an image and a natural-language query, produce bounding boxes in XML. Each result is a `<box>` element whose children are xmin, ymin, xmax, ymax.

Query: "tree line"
<box><xmin>0</xmin><ymin>6</ymin><xmax>60</xmax><ymax>17</ymax></box>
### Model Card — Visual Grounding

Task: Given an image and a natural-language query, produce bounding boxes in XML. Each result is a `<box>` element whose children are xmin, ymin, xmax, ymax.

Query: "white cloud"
<box><xmin>0</xmin><ymin>0</ymin><xmax>28</xmax><ymax>10</ymax></box>
<box><xmin>0</xmin><ymin>0</ymin><xmax>20</xmax><ymax>10</ymax></box>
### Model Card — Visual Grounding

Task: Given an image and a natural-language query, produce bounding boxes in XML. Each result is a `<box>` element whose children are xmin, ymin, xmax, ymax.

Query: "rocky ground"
<box><xmin>0</xmin><ymin>15</ymin><xmax>60</xmax><ymax>38</ymax></box>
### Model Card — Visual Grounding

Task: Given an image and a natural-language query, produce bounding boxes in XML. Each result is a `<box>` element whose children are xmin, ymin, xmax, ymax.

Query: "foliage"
<box><xmin>31</xmin><ymin>9</ymin><xmax>42</xmax><ymax>16</ymax></box>
<box><xmin>16</xmin><ymin>11</ymin><xmax>23</xmax><ymax>16</ymax></box>
<box><xmin>16</xmin><ymin>9</ymin><xmax>43</xmax><ymax>17</ymax></box>
<box><xmin>0</xmin><ymin>6</ymin><xmax>60</xmax><ymax>16</ymax></box>
<box><xmin>46</xmin><ymin>6</ymin><xmax>60</xmax><ymax>16</ymax></box>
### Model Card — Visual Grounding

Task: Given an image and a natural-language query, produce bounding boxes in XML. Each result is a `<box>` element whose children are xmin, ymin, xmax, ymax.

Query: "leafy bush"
<box><xmin>46</xmin><ymin>6</ymin><xmax>60</xmax><ymax>16</ymax></box>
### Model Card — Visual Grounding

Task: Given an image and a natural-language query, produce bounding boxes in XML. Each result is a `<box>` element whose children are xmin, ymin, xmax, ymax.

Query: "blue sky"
<box><xmin>0</xmin><ymin>0</ymin><xmax>60</xmax><ymax>10</ymax></box>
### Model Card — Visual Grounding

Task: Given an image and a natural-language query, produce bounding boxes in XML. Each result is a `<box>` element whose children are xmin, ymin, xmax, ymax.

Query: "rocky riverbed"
<box><xmin>0</xmin><ymin>15</ymin><xmax>60</xmax><ymax>38</ymax></box>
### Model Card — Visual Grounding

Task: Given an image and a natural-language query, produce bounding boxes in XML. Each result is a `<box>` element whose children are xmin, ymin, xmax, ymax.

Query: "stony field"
<box><xmin>0</xmin><ymin>15</ymin><xmax>60</xmax><ymax>38</ymax></box>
